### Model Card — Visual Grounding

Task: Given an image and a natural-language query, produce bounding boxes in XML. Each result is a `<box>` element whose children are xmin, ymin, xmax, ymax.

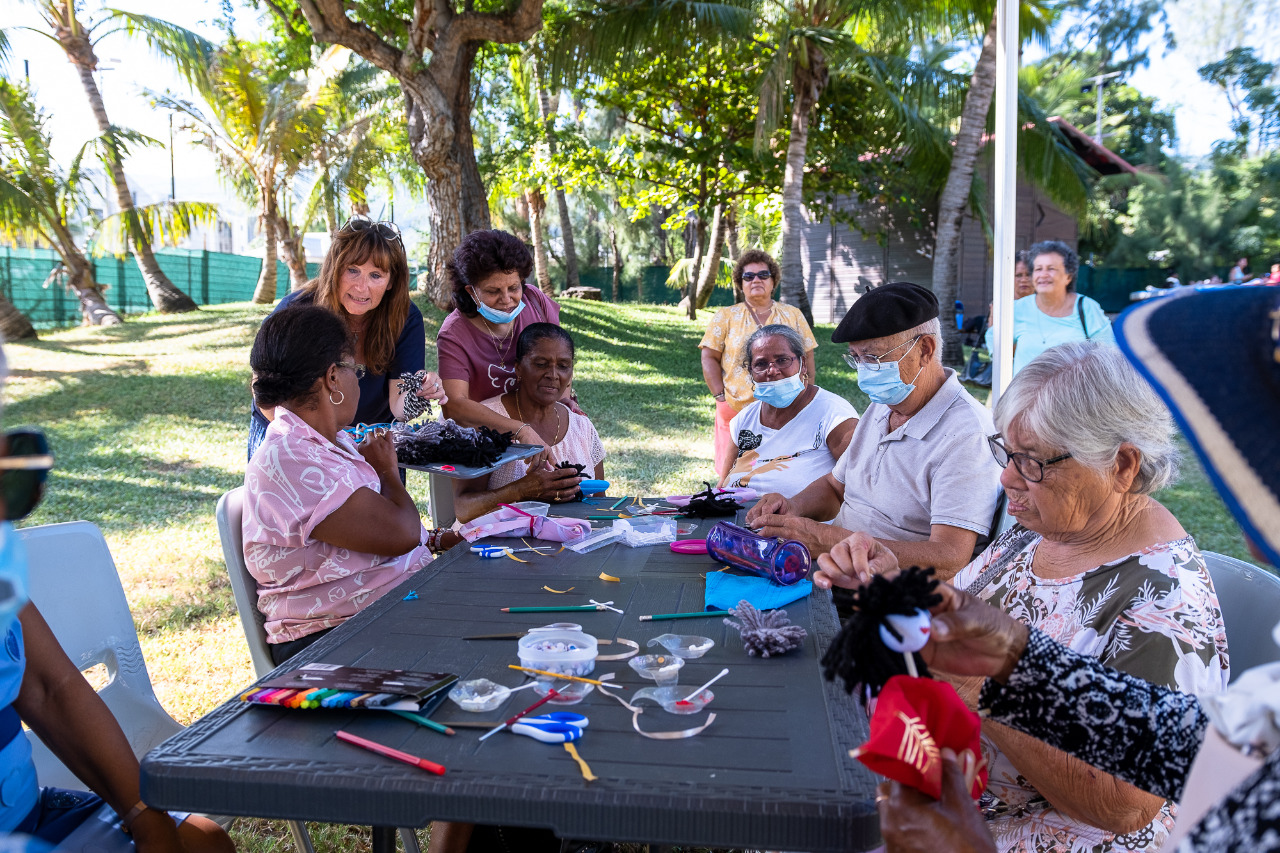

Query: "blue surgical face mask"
<box><xmin>0</xmin><ymin>523</ymin><xmax>29</xmax><ymax>637</ymax></box>
<box><xmin>753</xmin><ymin>373</ymin><xmax>806</xmax><ymax>408</ymax></box>
<box><xmin>856</xmin><ymin>358</ymin><xmax>925</xmax><ymax>406</ymax></box>
<box><xmin>470</xmin><ymin>287</ymin><xmax>526</xmax><ymax>325</ymax></box>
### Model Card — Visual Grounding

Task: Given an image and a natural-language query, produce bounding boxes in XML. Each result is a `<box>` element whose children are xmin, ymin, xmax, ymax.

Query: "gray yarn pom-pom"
<box><xmin>724</xmin><ymin>600</ymin><xmax>807</xmax><ymax>658</ymax></box>
<box><xmin>396</xmin><ymin>372</ymin><xmax>434</xmax><ymax>420</ymax></box>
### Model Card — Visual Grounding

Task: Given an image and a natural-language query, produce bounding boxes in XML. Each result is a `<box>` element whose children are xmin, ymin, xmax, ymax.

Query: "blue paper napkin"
<box><xmin>704</xmin><ymin>571</ymin><xmax>813</xmax><ymax>612</ymax></box>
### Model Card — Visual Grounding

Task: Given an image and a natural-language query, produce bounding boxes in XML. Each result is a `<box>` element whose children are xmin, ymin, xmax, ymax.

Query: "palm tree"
<box><xmin>19</xmin><ymin>1</ymin><xmax>218</xmax><ymax>313</ymax></box>
<box><xmin>0</xmin><ymin>78</ymin><xmax>119</xmax><ymax>325</ymax></box>
<box><xmin>152</xmin><ymin>44</ymin><xmax>328</xmax><ymax>303</ymax></box>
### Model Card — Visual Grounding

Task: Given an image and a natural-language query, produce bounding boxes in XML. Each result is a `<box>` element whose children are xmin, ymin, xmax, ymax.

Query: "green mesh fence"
<box><xmin>574</xmin><ymin>265</ymin><xmax>732</xmax><ymax>306</ymax></box>
<box><xmin>0</xmin><ymin>247</ymin><xmax>320</xmax><ymax>328</ymax></box>
<box><xmin>1076</xmin><ymin>266</ymin><xmax>1167</xmax><ymax>314</ymax></box>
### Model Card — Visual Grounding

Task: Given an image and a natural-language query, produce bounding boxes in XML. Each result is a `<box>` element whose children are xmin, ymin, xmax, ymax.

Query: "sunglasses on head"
<box><xmin>0</xmin><ymin>429</ymin><xmax>52</xmax><ymax>521</ymax></box>
<box><xmin>340</xmin><ymin>215</ymin><xmax>404</xmax><ymax>249</ymax></box>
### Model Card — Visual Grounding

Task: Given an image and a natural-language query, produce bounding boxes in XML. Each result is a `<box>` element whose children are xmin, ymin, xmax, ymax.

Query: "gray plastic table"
<box><xmin>142</xmin><ymin>502</ymin><xmax>880</xmax><ymax>851</ymax></box>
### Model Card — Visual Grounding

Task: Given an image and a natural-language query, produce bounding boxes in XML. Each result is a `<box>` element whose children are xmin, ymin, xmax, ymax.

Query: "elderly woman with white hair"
<box><xmin>816</xmin><ymin>340</ymin><xmax>1230</xmax><ymax>853</ymax></box>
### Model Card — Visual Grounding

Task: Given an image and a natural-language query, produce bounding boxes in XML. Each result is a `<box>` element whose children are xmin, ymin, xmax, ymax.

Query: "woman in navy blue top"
<box><xmin>247</xmin><ymin>217</ymin><xmax>445</xmax><ymax>459</ymax></box>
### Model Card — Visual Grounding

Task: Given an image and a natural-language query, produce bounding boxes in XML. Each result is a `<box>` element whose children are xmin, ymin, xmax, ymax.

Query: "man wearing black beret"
<box><xmin>745</xmin><ymin>282</ymin><xmax>1002</xmax><ymax>579</ymax></box>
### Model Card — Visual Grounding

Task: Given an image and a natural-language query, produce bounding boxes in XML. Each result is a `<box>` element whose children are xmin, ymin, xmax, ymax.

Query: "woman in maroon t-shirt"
<box><xmin>437</xmin><ymin>230</ymin><xmax>563</xmax><ymax>441</ymax></box>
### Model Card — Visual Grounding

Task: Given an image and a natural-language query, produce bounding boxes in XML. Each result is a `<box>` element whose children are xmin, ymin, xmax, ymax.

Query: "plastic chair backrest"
<box><xmin>430</xmin><ymin>472</ymin><xmax>456</xmax><ymax>529</ymax></box>
<box><xmin>19</xmin><ymin>521</ymin><xmax>183</xmax><ymax>790</ymax></box>
<box><xmin>1203</xmin><ymin>550</ymin><xmax>1280</xmax><ymax>682</ymax></box>
<box><xmin>215</xmin><ymin>488</ymin><xmax>276</xmax><ymax>678</ymax></box>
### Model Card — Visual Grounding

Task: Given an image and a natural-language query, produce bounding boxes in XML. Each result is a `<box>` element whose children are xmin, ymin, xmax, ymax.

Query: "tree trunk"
<box><xmin>678</xmin><ymin>215</ymin><xmax>707</xmax><ymax>320</ymax></box>
<box><xmin>694</xmin><ymin>201</ymin><xmax>727</xmax><ymax>309</ymax></box>
<box><xmin>535</xmin><ymin>70</ymin><xmax>580</xmax><ymax>290</ymax></box>
<box><xmin>526</xmin><ymin>188</ymin><xmax>553</xmax><ymax>295</ymax></box>
<box><xmin>60</xmin><ymin>33</ymin><xmax>198</xmax><ymax>314</ymax></box>
<box><xmin>778</xmin><ymin>49</ymin><xmax>827</xmax><ymax>328</ymax></box>
<box><xmin>276</xmin><ymin>215</ymin><xmax>310</xmax><ymax>290</ymax></box>
<box><xmin>0</xmin><ymin>294</ymin><xmax>37</xmax><ymax>341</ymax></box>
<box><xmin>932</xmin><ymin>11</ymin><xmax>1000</xmax><ymax>369</ymax></box>
<box><xmin>49</xmin><ymin>248</ymin><xmax>122</xmax><ymax>326</ymax></box>
<box><xmin>610</xmin><ymin>221</ymin><xmax>622</xmax><ymax>302</ymax></box>
<box><xmin>725</xmin><ymin>203</ymin><xmax>741</xmax><ymax>262</ymax></box>
<box><xmin>253</xmin><ymin>194</ymin><xmax>280</xmax><ymax>304</ymax></box>
<box><xmin>318</xmin><ymin>151</ymin><xmax>339</xmax><ymax>234</ymax></box>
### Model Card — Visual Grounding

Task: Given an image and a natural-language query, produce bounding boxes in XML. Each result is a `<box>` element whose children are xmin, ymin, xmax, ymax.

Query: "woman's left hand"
<box><xmin>415</xmin><ymin>371</ymin><xmax>448</xmax><ymax>404</ymax></box>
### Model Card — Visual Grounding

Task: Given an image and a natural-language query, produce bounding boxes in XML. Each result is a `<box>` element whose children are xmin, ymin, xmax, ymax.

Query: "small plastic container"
<box><xmin>614</xmin><ymin>516</ymin><xmax>677</xmax><ymax>548</ymax></box>
<box><xmin>509</xmin><ymin>501</ymin><xmax>550</xmax><ymax>517</ymax></box>
<box><xmin>633</xmin><ymin>685</ymin><xmax>715</xmax><ymax>715</ymax></box>
<box><xmin>518</xmin><ymin>624</ymin><xmax>598</xmax><ymax>678</ymax></box>
<box><xmin>675</xmin><ymin>520</ymin><xmax>698</xmax><ymax>536</ymax></box>
<box><xmin>647</xmin><ymin>634</ymin><xmax>715</xmax><ymax>659</ymax></box>
<box><xmin>568</xmin><ymin>526</ymin><xmax>624</xmax><ymax>554</ymax></box>
<box><xmin>531</xmin><ymin>679</ymin><xmax>594</xmax><ymax>704</ymax></box>
<box><xmin>706</xmin><ymin>521</ymin><xmax>811</xmax><ymax>585</ymax></box>
<box><xmin>447</xmin><ymin>678</ymin><xmax>512</xmax><ymax>712</ymax></box>
<box><xmin>628</xmin><ymin>653</ymin><xmax>684</xmax><ymax>685</ymax></box>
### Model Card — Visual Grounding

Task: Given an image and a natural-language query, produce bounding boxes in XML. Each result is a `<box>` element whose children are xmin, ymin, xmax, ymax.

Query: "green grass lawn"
<box><xmin>7</xmin><ymin>297</ymin><xmax>1258</xmax><ymax>852</ymax></box>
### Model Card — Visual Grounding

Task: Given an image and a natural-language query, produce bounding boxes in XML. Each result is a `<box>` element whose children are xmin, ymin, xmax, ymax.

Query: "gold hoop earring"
<box><xmin>330</xmin><ymin>390</ymin><xmax>345</xmax><ymax>406</ymax></box>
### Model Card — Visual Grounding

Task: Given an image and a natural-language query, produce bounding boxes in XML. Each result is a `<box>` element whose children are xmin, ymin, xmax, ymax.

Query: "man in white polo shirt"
<box><xmin>746</xmin><ymin>281</ymin><xmax>1001</xmax><ymax>580</ymax></box>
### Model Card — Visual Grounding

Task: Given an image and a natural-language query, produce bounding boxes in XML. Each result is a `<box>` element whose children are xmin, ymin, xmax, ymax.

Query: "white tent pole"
<box><xmin>990</xmin><ymin>0</ymin><xmax>1019</xmax><ymax>405</ymax></box>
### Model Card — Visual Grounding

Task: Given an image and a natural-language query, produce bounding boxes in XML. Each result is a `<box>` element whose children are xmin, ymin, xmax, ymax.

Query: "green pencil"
<box><xmin>609</xmin><ymin>497</ymin><xmax>629</xmax><ymax>510</ymax></box>
<box><xmin>390</xmin><ymin>710</ymin><xmax>456</xmax><ymax>735</ymax></box>
<box><xmin>501</xmin><ymin>604</ymin><xmax>606</xmax><ymax>613</ymax></box>
<box><xmin>639</xmin><ymin>610</ymin><xmax>733</xmax><ymax>621</ymax></box>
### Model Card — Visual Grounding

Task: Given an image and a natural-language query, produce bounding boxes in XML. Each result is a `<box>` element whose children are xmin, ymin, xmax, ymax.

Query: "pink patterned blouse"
<box><xmin>242</xmin><ymin>408</ymin><xmax>433</xmax><ymax>644</ymax></box>
<box><xmin>479</xmin><ymin>395</ymin><xmax>605</xmax><ymax>489</ymax></box>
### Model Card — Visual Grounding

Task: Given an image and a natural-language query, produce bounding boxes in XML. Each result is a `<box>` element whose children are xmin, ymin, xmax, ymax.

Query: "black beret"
<box><xmin>831</xmin><ymin>281</ymin><xmax>939</xmax><ymax>343</ymax></box>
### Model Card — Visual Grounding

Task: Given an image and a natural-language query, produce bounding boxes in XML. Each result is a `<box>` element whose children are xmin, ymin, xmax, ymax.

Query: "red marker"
<box><xmin>335</xmin><ymin>730</ymin><xmax>447</xmax><ymax>775</ymax></box>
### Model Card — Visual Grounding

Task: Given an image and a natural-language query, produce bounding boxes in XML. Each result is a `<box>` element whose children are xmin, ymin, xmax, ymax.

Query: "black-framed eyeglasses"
<box><xmin>843</xmin><ymin>335</ymin><xmax>922</xmax><ymax>372</ymax></box>
<box><xmin>337</xmin><ymin>360</ymin><xmax>367</xmax><ymax>379</ymax></box>
<box><xmin>0</xmin><ymin>429</ymin><xmax>53</xmax><ymax>520</ymax></box>
<box><xmin>987</xmin><ymin>434</ymin><xmax>1071</xmax><ymax>483</ymax></box>
<box><xmin>749</xmin><ymin>355</ymin><xmax>797</xmax><ymax>376</ymax></box>
<box><xmin>340</xmin><ymin>215</ymin><xmax>404</xmax><ymax>249</ymax></box>
<box><xmin>741</xmin><ymin>270</ymin><xmax>773</xmax><ymax>282</ymax></box>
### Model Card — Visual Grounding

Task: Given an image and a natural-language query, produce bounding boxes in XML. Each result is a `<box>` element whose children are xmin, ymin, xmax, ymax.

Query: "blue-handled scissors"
<box><xmin>343</xmin><ymin>422</ymin><xmax>396</xmax><ymax>442</ymax></box>
<box><xmin>509</xmin><ymin>713</ymin><xmax>588</xmax><ymax>744</ymax></box>
<box><xmin>470</xmin><ymin>544</ymin><xmax>552</xmax><ymax>559</ymax></box>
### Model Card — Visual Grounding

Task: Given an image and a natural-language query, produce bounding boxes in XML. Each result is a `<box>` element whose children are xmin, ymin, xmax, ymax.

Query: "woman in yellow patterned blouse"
<box><xmin>699</xmin><ymin>249</ymin><xmax>818</xmax><ymax>476</ymax></box>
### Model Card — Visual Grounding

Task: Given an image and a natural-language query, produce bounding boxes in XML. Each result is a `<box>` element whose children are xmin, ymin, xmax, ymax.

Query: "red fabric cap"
<box><xmin>853</xmin><ymin>675</ymin><xmax>986</xmax><ymax>800</ymax></box>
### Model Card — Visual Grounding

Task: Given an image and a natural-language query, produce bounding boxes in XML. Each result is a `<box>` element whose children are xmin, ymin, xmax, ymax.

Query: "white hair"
<box><xmin>994</xmin><ymin>341</ymin><xmax>1179</xmax><ymax>494</ymax></box>
<box><xmin>904</xmin><ymin>317</ymin><xmax>943</xmax><ymax>359</ymax></box>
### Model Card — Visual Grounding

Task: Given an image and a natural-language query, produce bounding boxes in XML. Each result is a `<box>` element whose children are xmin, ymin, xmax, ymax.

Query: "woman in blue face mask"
<box><xmin>437</xmin><ymin>230</ymin><xmax>571</xmax><ymax>451</ymax></box>
<box><xmin>720</xmin><ymin>325</ymin><xmax>860</xmax><ymax>498</ymax></box>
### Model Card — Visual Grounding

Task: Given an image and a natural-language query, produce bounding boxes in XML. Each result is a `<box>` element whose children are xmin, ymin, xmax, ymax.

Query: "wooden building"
<box><xmin>798</xmin><ymin>118</ymin><xmax>1137</xmax><ymax>324</ymax></box>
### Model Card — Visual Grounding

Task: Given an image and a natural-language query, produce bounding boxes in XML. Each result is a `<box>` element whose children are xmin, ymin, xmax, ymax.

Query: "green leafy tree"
<box><xmin>1199</xmin><ymin>47</ymin><xmax>1280</xmax><ymax>154</ymax></box>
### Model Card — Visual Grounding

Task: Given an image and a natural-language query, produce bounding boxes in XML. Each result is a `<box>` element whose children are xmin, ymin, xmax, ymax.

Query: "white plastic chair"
<box><xmin>19</xmin><ymin>521</ymin><xmax>184</xmax><ymax>790</ymax></box>
<box><xmin>215</xmin><ymin>488</ymin><xmax>422</xmax><ymax>853</ymax></box>
<box><xmin>1203</xmin><ymin>550</ymin><xmax>1280</xmax><ymax>682</ymax></box>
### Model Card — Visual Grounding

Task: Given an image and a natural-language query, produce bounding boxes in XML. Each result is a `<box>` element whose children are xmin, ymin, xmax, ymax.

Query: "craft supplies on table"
<box><xmin>615</xmin><ymin>516</ymin><xmax>677</xmax><ymax>547</ymax></box>
<box><xmin>647</xmin><ymin>634</ymin><xmax>715</xmax><ymax>658</ymax></box>
<box><xmin>639</xmin><ymin>610</ymin><xmax>733</xmax><ymax>622</ymax></box>
<box><xmin>578</xmin><ymin>479</ymin><xmax>610</xmax><ymax>494</ymax></box>
<box><xmin>472</xmin><ymin>544</ymin><xmax>553</xmax><ymax>559</ymax></box>
<box><xmin>706</xmin><ymin>521</ymin><xmax>811</xmax><ymax>585</ymax></box>
<box><xmin>508</xmin><ymin>501</ymin><xmax>551</xmax><ymax>516</ymax></box>
<box><xmin>240</xmin><ymin>664</ymin><xmax>457</xmax><ymax>713</ymax></box>
<box><xmin>477</xmin><ymin>690</ymin><xmax>563</xmax><ymax>742</ymax></box>
<box><xmin>510</xmin><ymin>713</ymin><xmax>588</xmax><ymax>744</ymax></box>
<box><xmin>517</xmin><ymin>624</ymin><xmax>598</xmax><ymax>678</ymax></box>
<box><xmin>628</xmin><ymin>654</ymin><xmax>684</xmax><ymax>685</ymax></box>
<box><xmin>632</xmin><ymin>686</ymin><xmax>715</xmax><ymax>715</ymax></box>
<box><xmin>669</xmin><ymin>539</ymin><xmax>708</xmax><ymax>555</ymax></box>
<box><xmin>447</xmin><ymin>678</ymin><xmax>540</xmax><ymax>712</ymax></box>
<box><xmin>335</xmin><ymin>730</ymin><xmax>447</xmax><ymax>775</ymax></box>
<box><xmin>501</xmin><ymin>604</ymin><xmax>612</xmax><ymax>613</ymax></box>
<box><xmin>704</xmin><ymin>572</ymin><xmax>813</xmax><ymax>611</ymax></box>
<box><xmin>567</xmin><ymin>526</ymin><xmax>624</xmax><ymax>553</ymax></box>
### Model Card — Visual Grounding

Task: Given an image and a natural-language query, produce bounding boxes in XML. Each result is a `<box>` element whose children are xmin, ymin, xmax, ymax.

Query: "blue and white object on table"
<box><xmin>510</xmin><ymin>712</ymin><xmax>588</xmax><ymax>743</ymax></box>
<box><xmin>579</xmin><ymin>479</ymin><xmax>609</xmax><ymax>494</ymax></box>
<box><xmin>470</xmin><ymin>544</ymin><xmax>550</xmax><ymax>559</ymax></box>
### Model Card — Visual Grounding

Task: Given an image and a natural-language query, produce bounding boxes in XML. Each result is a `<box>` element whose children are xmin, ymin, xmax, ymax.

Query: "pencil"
<box><xmin>639</xmin><ymin>610</ymin><xmax>733</xmax><ymax>621</ymax></box>
<box><xmin>334</xmin><ymin>730</ymin><xmax>447</xmax><ymax>775</ymax></box>
<box><xmin>478</xmin><ymin>689</ymin><xmax>561</xmax><ymax>742</ymax></box>
<box><xmin>501</xmin><ymin>604</ymin><xmax>604</xmax><ymax>613</ymax></box>
<box><xmin>507</xmin><ymin>664</ymin><xmax>623</xmax><ymax>688</ymax></box>
<box><xmin>610</xmin><ymin>497</ymin><xmax>629</xmax><ymax>510</ymax></box>
<box><xmin>390</xmin><ymin>709</ymin><xmax>457</xmax><ymax>735</ymax></box>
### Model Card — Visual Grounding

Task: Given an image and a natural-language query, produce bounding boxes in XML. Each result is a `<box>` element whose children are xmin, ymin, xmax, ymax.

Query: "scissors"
<box><xmin>509</xmin><ymin>712</ymin><xmax>588</xmax><ymax>744</ymax></box>
<box><xmin>344</xmin><ymin>422</ymin><xmax>396</xmax><ymax>442</ymax></box>
<box><xmin>471</xmin><ymin>544</ymin><xmax>553</xmax><ymax>559</ymax></box>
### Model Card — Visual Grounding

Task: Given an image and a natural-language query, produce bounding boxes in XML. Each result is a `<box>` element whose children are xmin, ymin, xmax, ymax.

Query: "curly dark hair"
<box><xmin>732</xmin><ymin>249</ymin><xmax>781</xmax><ymax>291</ymax></box>
<box><xmin>250</xmin><ymin>305</ymin><xmax>354</xmax><ymax>410</ymax></box>
<box><xmin>516</xmin><ymin>322</ymin><xmax>575</xmax><ymax>362</ymax></box>
<box><xmin>447</xmin><ymin>229</ymin><xmax>535</xmax><ymax>316</ymax></box>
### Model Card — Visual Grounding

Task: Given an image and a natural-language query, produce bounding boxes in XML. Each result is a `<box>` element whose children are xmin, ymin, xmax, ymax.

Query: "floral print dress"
<box><xmin>952</xmin><ymin>525</ymin><xmax>1231</xmax><ymax>853</ymax></box>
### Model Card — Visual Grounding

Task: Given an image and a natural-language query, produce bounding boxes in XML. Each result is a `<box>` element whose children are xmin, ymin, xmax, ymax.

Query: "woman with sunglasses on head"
<box><xmin>0</xmin><ymin>358</ymin><xmax>233</xmax><ymax>852</ymax></box>
<box><xmin>700</xmin><ymin>250</ymin><xmax>818</xmax><ymax>479</ymax></box>
<box><xmin>719</xmin><ymin>324</ymin><xmax>858</xmax><ymax>497</ymax></box>
<box><xmin>246</xmin><ymin>215</ymin><xmax>447</xmax><ymax>460</ymax></box>
<box><xmin>437</xmin><ymin>230</ymin><xmax>569</xmax><ymax>450</ymax></box>
<box><xmin>244</xmin><ymin>305</ymin><xmax>462</xmax><ymax>664</ymax></box>
<box><xmin>814</xmin><ymin>340</ymin><xmax>1228</xmax><ymax>853</ymax></box>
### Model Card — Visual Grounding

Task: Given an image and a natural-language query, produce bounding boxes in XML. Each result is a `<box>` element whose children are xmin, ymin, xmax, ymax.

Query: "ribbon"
<box><xmin>596</xmin><ymin>638</ymin><xmax>640</xmax><ymax>661</ymax></box>
<box><xmin>563</xmin><ymin>742</ymin><xmax>598</xmax><ymax>782</ymax></box>
<box><xmin>631</xmin><ymin>710</ymin><xmax>716</xmax><ymax>740</ymax></box>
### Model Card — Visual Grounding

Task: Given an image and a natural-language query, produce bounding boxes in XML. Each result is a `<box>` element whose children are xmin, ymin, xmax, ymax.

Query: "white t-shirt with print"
<box><xmin>724</xmin><ymin>388</ymin><xmax>858</xmax><ymax>498</ymax></box>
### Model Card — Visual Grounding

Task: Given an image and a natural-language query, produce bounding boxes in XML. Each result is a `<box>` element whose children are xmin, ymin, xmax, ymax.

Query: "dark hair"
<box><xmin>1015</xmin><ymin>250</ymin><xmax>1031</xmax><ymax>269</ymax></box>
<box><xmin>304</xmin><ymin>223</ymin><xmax>409</xmax><ymax>376</ymax></box>
<box><xmin>447</xmin><ymin>230</ymin><xmax>535</xmax><ymax>316</ymax></box>
<box><xmin>732</xmin><ymin>249</ymin><xmax>781</xmax><ymax>289</ymax></box>
<box><xmin>516</xmin><ymin>322</ymin><xmax>575</xmax><ymax>362</ymax></box>
<box><xmin>1027</xmin><ymin>240</ymin><xmax>1079</xmax><ymax>289</ymax></box>
<box><xmin>250</xmin><ymin>305</ymin><xmax>354</xmax><ymax>409</ymax></box>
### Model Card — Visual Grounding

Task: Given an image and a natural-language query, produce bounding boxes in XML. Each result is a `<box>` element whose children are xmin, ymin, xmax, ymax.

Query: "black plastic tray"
<box><xmin>397</xmin><ymin>442</ymin><xmax>542</xmax><ymax>479</ymax></box>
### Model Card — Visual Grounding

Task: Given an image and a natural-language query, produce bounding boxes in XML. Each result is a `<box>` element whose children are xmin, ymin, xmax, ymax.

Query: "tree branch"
<box><xmin>448</xmin><ymin>0</ymin><xmax>546</xmax><ymax>49</ymax></box>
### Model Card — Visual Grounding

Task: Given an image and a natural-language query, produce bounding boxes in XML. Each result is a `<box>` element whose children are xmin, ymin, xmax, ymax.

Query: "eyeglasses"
<box><xmin>749</xmin><ymin>355</ymin><xmax>797</xmax><ymax>376</ymax></box>
<box><xmin>741</xmin><ymin>270</ymin><xmax>773</xmax><ymax>282</ymax></box>
<box><xmin>337</xmin><ymin>361</ymin><xmax>367</xmax><ymax>379</ymax></box>
<box><xmin>843</xmin><ymin>336</ymin><xmax>922</xmax><ymax>372</ymax></box>
<box><xmin>987</xmin><ymin>434</ymin><xmax>1071</xmax><ymax>483</ymax></box>
<box><xmin>340</xmin><ymin>215</ymin><xmax>404</xmax><ymax>249</ymax></box>
<box><xmin>0</xmin><ymin>429</ymin><xmax>53</xmax><ymax>520</ymax></box>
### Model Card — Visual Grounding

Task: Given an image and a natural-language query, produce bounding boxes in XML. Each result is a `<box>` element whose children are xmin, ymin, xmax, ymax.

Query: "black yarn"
<box><xmin>820</xmin><ymin>566</ymin><xmax>942</xmax><ymax>702</ymax></box>
<box><xmin>557</xmin><ymin>461</ymin><xmax>586</xmax><ymax>501</ymax></box>
<box><xmin>395</xmin><ymin>372</ymin><xmax>434</xmax><ymax>420</ymax></box>
<box><xmin>681</xmin><ymin>482</ymin><xmax>742</xmax><ymax>518</ymax></box>
<box><xmin>393</xmin><ymin>420</ymin><xmax>514</xmax><ymax>467</ymax></box>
